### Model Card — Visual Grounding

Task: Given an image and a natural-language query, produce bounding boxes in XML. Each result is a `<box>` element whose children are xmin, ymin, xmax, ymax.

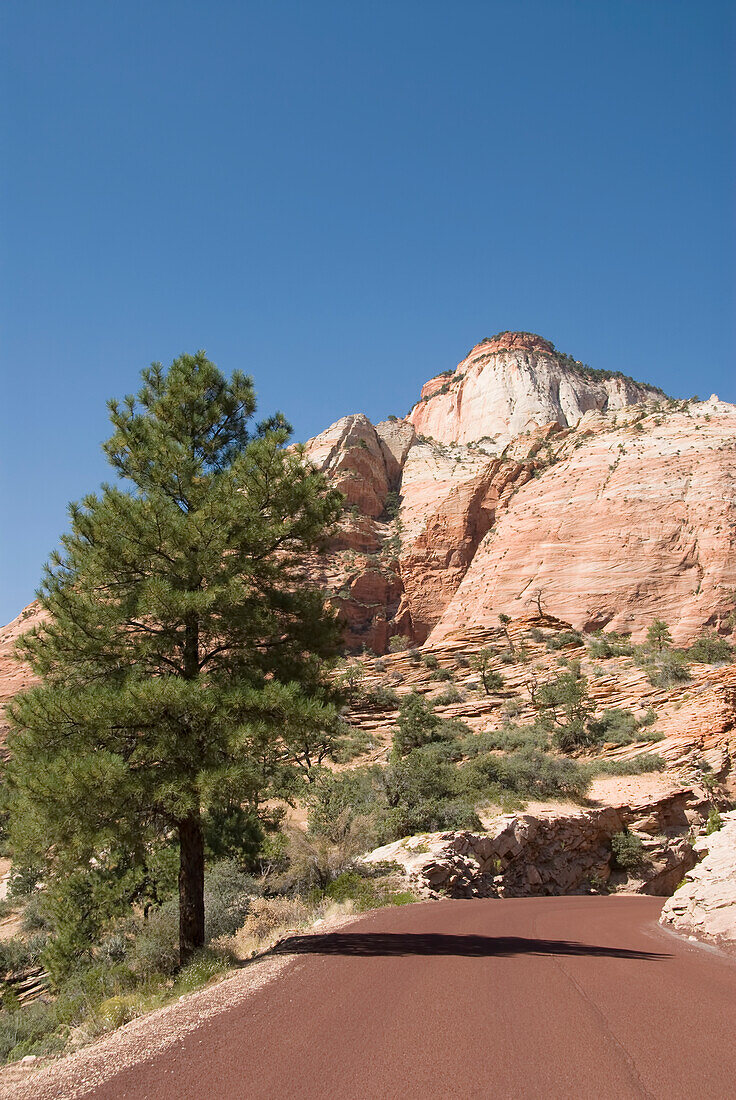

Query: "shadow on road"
<box><xmin>273</xmin><ymin>932</ymin><xmax>671</xmax><ymax>960</ymax></box>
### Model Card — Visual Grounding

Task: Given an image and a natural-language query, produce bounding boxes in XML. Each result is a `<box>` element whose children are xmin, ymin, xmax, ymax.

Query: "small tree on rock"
<box><xmin>647</xmin><ymin>619</ymin><xmax>672</xmax><ymax>653</ymax></box>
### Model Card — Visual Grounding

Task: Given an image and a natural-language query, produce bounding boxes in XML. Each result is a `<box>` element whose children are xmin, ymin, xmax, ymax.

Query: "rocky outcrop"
<box><xmin>408</xmin><ymin>332</ymin><xmax>662</xmax><ymax>447</ymax></box>
<box><xmin>0</xmin><ymin>602</ymin><xmax>44</xmax><ymax>751</ymax></box>
<box><xmin>427</xmin><ymin>402</ymin><xmax>736</xmax><ymax>645</ymax></box>
<box><xmin>298</xmin><ymin>337</ymin><xmax>736</xmax><ymax>652</ymax></box>
<box><xmin>660</xmin><ymin>810</ymin><xmax>736</xmax><ymax>947</ymax></box>
<box><xmin>362</xmin><ymin>788</ymin><xmax>712</xmax><ymax>899</ymax></box>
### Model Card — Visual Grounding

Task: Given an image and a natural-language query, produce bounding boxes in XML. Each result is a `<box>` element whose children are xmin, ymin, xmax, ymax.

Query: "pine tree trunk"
<box><xmin>178</xmin><ymin>814</ymin><xmax>205</xmax><ymax>964</ymax></box>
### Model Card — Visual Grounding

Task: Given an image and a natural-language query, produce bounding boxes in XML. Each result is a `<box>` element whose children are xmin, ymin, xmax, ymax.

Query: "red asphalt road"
<box><xmin>88</xmin><ymin>896</ymin><xmax>735</xmax><ymax>1100</ymax></box>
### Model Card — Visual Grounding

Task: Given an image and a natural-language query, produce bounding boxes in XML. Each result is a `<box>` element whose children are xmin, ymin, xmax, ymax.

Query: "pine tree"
<box><xmin>647</xmin><ymin>619</ymin><xmax>672</xmax><ymax>653</ymax></box>
<box><xmin>7</xmin><ymin>352</ymin><xmax>343</xmax><ymax>965</ymax></box>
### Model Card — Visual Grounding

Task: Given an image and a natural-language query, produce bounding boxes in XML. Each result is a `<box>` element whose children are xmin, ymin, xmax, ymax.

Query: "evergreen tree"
<box><xmin>7</xmin><ymin>352</ymin><xmax>343</xmax><ymax>965</ymax></box>
<box><xmin>647</xmin><ymin>619</ymin><xmax>672</xmax><ymax>653</ymax></box>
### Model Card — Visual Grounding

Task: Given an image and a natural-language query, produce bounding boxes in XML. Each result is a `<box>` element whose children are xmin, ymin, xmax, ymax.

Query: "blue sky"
<box><xmin>1</xmin><ymin>1</ymin><xmax>734</xmax><ymax>623</ymax></box>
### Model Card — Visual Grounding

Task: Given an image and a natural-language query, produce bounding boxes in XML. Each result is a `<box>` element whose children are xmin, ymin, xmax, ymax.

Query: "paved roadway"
<box><xmin>89</xmin><ymin>896</ymin><xmax>735</xmax><ymax>1099</ymax></box>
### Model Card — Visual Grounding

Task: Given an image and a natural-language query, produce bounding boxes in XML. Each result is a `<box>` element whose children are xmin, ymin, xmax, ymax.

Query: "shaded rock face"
<box><xmin>660</xmin><ymin>810</ymin><xmax>736</xmax><ymax>946</ymax></box>
<box><xmin>408</xmin><ymin>333</ymin><xmax>662</xmax><ymax>447</ymax></box>
<box><xmin>362</xmin><ymin>788</ymin><xmax>711</xmax><ymax>900</ymax></box>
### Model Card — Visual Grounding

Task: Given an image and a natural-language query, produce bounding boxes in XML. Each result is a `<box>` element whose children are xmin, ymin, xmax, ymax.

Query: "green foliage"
<box><xmin>305</xmin><ymin>769</ymin><xmax>378</xmax><ymax>844</ymax></box>
<box><xmin>203</xmin><ymin>860</ymin><xmax>257</xmax><ymax>941</ymax></box>
<box><xmin>422</xmin><ymin>653</ymin><xmax>439</xmax><ymax>670</ymax></box>
<box><xmin>688</xmin><ymin>633</ymin><xmax>733</xmax><ymax>664</ymax></box>
<box><xmin>593</xmin><ymin>754</ymin><xmax>664</xmax><ymax>776</ymax></box>
<box><xmin>705</xmin><ymin>808</ymin><xmax>723</xmax><ymax>835</ymax></box>
<box><xmin>469</xmin><ymin>649</ymin><xmax>504</xmax><ymax>694</ymax></box>
<box><xmin>588</xmin><ymin>708</ymin><xmax>659</xmax><ymax>746</ymax></box>
<box><xmin>610</xmin><ymin>830</ymin><xmax>644</xmax><ymax>871</ymax></box>
<box><xmin>646</xmin><ymin>649</ymin><xmax>691</xmax><ymax>687</ymax></box>
<box><xmin>462</xmin><ymin>749</ymin><xmax>592</xmax><ymax>802</ymax></box>
<box><xmin>461</xmin><ymin>725</ymin><xmax>549</xmax><ymax>755</ymax></box>
<box><xmin>647</xmin><ymin>619</ymin><xmax>673</xmax><ymax>652</ymax></box>
<box><xmin>587</xmin><ymin>631</ymin><xmax>634</xmax><ymax>659</ymax></box>
<box><xmin>546</xmin><ymin>629</ymin><xmax>584</xmax><ymax>651</ymax></box>
<box><xmin>7</xmin><ymin>352</ymin><xmax>343</xmax><ymax>965</ymax></box>
<box><xmin>429</xmin><ymin>666</ymin><xmax>453</xmax><ymax>682</ymax></box>
<box><xmin>318</xmin><ymin>870</ymin><xmax>417</xmax><ymax>911</ymax></box>
<box><xmin>435</xmin><ymin>685</ymin><xmax>461</xmax><ymax>705</ymax></box>
<box><xmin>378</xmin><ymin>751</ymin><xmax>481</xmax><ymax>839</ymax></box>
<box><xmin>0</xmin><ymin>1001</ymin><xmax>67</xmax><ymax>1063</ymax></box>
<box><xmin>361</xmin><ymin>684</ymin><xmax>400</xmax><ymax>707</ymax></box>
<box><xmin>534</xmin><ymin>669</ymin><xmax>596</xmax><ymax>752</ymax></box>
<box><xmin>388</xmin><ymin>634</ymin><xmax>411</xmax><ymax>653</ymax></box>
<box><xmin>391</xmin><ymin>694</ymin><xmax>469</xmax><ymax>758</ymax></box>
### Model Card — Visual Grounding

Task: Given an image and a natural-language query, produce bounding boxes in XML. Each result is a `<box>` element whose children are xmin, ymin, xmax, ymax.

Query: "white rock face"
<box><xmin>660</xmin><ymin>810</ymin><xmax>736</xmax><ymax>945</ymax></box>
<box><xmin>408</xmin><ymin>334</ymin><xmax>661</xmax><ymax>447</ymax></box>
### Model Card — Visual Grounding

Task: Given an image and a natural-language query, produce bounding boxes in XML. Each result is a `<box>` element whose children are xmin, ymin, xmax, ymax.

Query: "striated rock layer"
<box><xmin>408</xmin><ymin>332</ymin><xmax>663</xmax><ymax>447</ymax></box>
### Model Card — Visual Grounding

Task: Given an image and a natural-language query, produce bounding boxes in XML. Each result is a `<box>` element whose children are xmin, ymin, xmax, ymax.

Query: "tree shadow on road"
<box><xmin>272</xmin><ymin>932</ymin><xmax>671</xmax><ymax>960</ymax></box>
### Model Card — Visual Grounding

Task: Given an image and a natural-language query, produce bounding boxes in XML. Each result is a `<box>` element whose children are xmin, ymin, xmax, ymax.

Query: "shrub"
<box><xmin>0</xmin><ymin>1001</ymin><xmax>65</xmax><ymax>1063</ymax></box>
<box><xmin>646</xmin><ymin>619</ymin><xmax>672</xmax><ymax>652</ymax></box>
<box><xmin>588</xmin><ymin>708</ymin><xmax>640</xmax><ymax>745</ymax></box>
<box><xmin>462</xmin><ymin>726</ymin><xmax>548</xmax><ymax>755</ymax></box>
<box><xmin>435</xmin><ymin>685</ymin><xmax>461</xmax><ymax>705</ymax></box>
<box><xmin>646</xmin><ymin>650</ymin><xmax>691</xmax><ymax>687</ymax></box>
<box><xmin>235</xmin><ymin>896</ymin><xmax>310</xmax><ymax>943</ymax></box>
<box><xmin>594</xmin><ymin>754</ymin><xmax>664</xmax><ymax>776</ymax></box>
<box><xmin>462</xmin><ymin>749</ymin><xmax>591</xmax><ymax>801</ymax></box>
<box><xmin>203</xmin><ymin>860</ymin><xmax>257</xmax><ymax>941</ymax></box>
<box><xmin>429</xmin><ymin>667</ymin><xmax>453</xmax><ymax>682</ymax></box>
<box><xmin>422</xmin><ymin>654</ymin><xmax>439</xmax><ymax>670</ymax></box>
<box><xmin>705</xmin><ymin>808</ymin><xmax>723</xmax><ymax>834</ymax></box>
<box><xmin>588</xmin><ymin>632</ymin><xmax>634</xmax><ymax>659</ymax></box>
<box><xmin>689</xmin><ymin>633</ymin><xmax>733</xmax><ymax>664</ymax></box>
<box><xmin>610</xmin><ymin>831</ymin><xmax>644</xmax><ymax>871</ymax></box>
<box><xmin>129</xmin><ymin>902</ymin><xmax>180</xmax><ymax>977</ymax></box>
<box><xmin>391</xmin><ymin>693</ymin><xmax>468</xmax><ymax>757</ymax></box>
<box><xmin>362</xmin><ymin>685</ymin><xmax>400</xmax><ymax>707</ymax></box>
<box><xmin>469</xmin><ymin>648</ymin><xmax>504</xmax><ymax>694</ymax></box>
<box><xmin>546</xmin><ymin>630</ymin><xmax>584</xmax><ymax>651</ymax></box>
<box><xmin>388</xmin><ymin>635</ymin><xmax>411</xmax><ymax>653</ymax></box>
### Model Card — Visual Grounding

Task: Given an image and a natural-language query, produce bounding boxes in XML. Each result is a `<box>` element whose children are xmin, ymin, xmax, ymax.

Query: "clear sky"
<box><xmin>1</xmin><ymin>1</ymin><xmax>734</xmax><ymax>624</ymax></box>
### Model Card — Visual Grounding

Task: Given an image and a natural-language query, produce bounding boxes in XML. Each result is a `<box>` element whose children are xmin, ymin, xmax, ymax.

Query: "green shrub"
<box><xmin>391</xmin><ymin>694</ymin><xmax>468</xmax><ymax>757</ymax></box>
<box><xmin>588</xmin><ymin>632</ymin><xmax>634</xmax><ymax>658</ymax></box>
<box><xmin>705</xmin><ymin>808</ymin><xmax>723</xmax><ymax>834</ymax></box>
<box><xmin>546</xmin><ymin>630</ymin><xmax>584</xmax><ymax>651</ymax></box>
<box><xmin>203</xmin><ymin>860</ymin><xmax>256</xmax><ymax>941</ymax></box>
<box><xmin>129</xmin><ymin>903</ymin><xmax>180</xmax><ymax>977</ymax></box>
<box><xmin>688</xmin><ymin>633</ymin><xmax>733</xmax><ymax>664</ymax></box>
<box><xmin>646</xmin><ymin>650</ymin><xmax>691</xmax><ymax>687</ymax></box>
<box><xmin>0</xmin><ymin>1001</ymin><xmax>65</xmax><ymax>1063</ymax></box>
<box><xmin>388</xmin><ymin>635</ymin><xmax>411</xmax><ymax>653</ymax></box>
<box><xmin>422</xmin><ymin>654</ymin><xmax>439</xmax><ymax>669</ymax></box>
<box><xmin>610</xmin><ymin>831</ymin><xmax>644</xmax><ymax>871</ymax></box>
<box><xmin>462</xmin><ymin>726</ymin><xmax>548</xmax><ymax>755</ymax></box>
<box><xmin>462</xmin><ymin>749</ymin><xmax>591</xmax><ymax>801</ymax></box>
<box><xmin>435</xmin><ymin>685</ymin><xmax>461</xmax><ymax>705</ymax></box>
<box><xmin>429</xmin><ymin>667</ymin><xmax>453</xmax><ymax>682</ymax></box>
<box><xmin>594</xmin><ymin>754</ymin><xmax>664</xmax><ymax>776</ymax></box>
<box><xmin>362</xmin><ymin>685</ymin><xmax>400</xmax><ymax>707</ymax></box>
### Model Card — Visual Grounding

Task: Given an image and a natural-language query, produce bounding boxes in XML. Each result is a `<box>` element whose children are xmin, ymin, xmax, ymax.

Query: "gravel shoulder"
<box><xmin>0</xmin><ymin>952</ymin><xmax>292</xmax><ymax>1100</ymax></box>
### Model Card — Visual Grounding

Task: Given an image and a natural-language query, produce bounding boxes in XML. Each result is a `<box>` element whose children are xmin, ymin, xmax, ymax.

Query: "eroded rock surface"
<box><xmin>362</xmin><ymin>788</ymin><xmax>711</xmax><ymax>900</ymax></box>
<box><xmin>660</xmin><ymin>810</ymin><xmax>736</xmax><ymax>946</ymax></box>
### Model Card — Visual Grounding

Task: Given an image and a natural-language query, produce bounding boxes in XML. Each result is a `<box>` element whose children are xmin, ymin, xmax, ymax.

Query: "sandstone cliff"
<box><xmin>408</xmin><ymin>332</ymin><xmax>663</xmax><ymax>447</ymax></box>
